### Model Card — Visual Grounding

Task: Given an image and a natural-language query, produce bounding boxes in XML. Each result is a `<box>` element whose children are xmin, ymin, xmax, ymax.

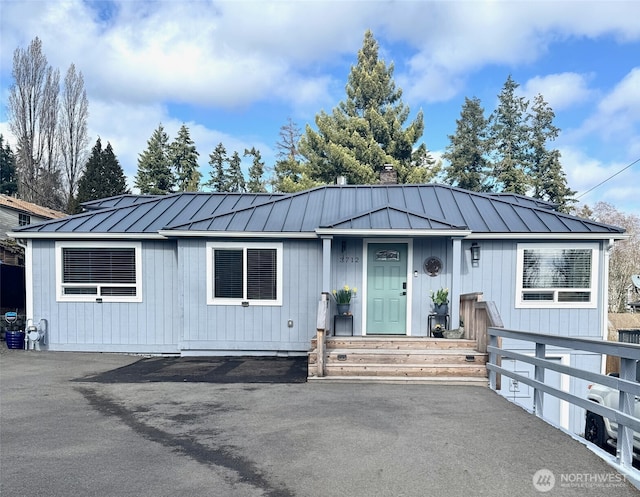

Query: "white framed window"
<box><xmin>206</xmin><ymin>242</ymin><xmax>283</xmax><ymax>306</ymax></box>
<box><xmin>55</xmin><ymin>241</ymin><xmax>142</xmax><ymax>302</ymax></box>
<box><xmin>18</xmin><ymin>213</ymin><xmax>31</xmax><ymax>226</ymax></box>
<box><xmin>516</xmin><ymin>243</ymin><xmax>598</xmax><ymax>308</ymax></box>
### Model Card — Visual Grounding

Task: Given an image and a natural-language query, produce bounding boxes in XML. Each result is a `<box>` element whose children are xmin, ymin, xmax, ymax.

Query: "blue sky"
<box><xmin>1</xmin><ymin>0</ymin><xmax>639</xmax><ymax>214</ymax></box>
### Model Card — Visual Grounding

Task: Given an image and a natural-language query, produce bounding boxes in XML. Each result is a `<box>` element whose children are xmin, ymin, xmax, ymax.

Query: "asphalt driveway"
<box><xmin>1</xmin><ymin>348</ymin><xmax>639</xmax><ymax>497</ymax></box>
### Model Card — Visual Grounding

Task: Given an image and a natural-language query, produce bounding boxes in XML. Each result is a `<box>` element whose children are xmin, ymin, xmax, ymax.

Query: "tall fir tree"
<box><xmin>528</xmin><ymin>94</ymin><xmax>575</xmax><ymax>211</ymax></box>
<box><xmin>487</xmin><ymin>75</ymin><xmax>531</xmax><ymax>194</ymax></box>
<box><xmin>206</xmin><ymin>143</ymin><xmax>228</xmax><ymax>192</ymax></box>
<box><xmin>0</xmin><ymin>135</ymin><xmax>18</xmax><ymax>195</ymax></box>
<box><xmin>245</xmin><ymin>147</ymin><xmax>267</xmax><ymax>193</ymax></box>
<box><xmin>169</xmin><ymin>124</ymin><xmax>201</xmax><ymax>192</ymax></box>
<box><xmin>74</xmin><ymin>138</ymin><xmax>128</xmax><ymax>212</ymax></box>
<box><xmin>226</xmin><ymin>151</ymin><xmax>245</xmax><ymax>192</ymax></box>
<box><xmin>299</xmin><ymin>30</ymin><xmax>431</xmax><ymax>185</ymax></box>
<box><xmin>442</xmin><ymin>97</ymin><xmax>489</xmax><ymax>191</ymax></box>
<box><xmin>135</xmin><ymin>124</ymin><xmax>174</xmax><ymax>194</ymax></box>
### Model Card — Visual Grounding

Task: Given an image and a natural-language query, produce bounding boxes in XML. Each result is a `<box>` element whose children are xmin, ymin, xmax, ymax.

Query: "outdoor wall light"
<box><xmin>471</xmin><ymin>243</ymin><xmax>480</xmax><ymax>265</ymax></box>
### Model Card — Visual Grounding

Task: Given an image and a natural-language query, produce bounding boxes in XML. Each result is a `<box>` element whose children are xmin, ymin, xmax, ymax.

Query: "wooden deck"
<box><xmin>308</xmin><ymin>336</ymin><xmax>489</xmax><ymax>384</ymax></box>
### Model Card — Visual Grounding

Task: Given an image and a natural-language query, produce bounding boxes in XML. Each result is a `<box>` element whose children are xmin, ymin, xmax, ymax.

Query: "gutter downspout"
<box><xmin>15</xmin><ymin>239</ymin><xmax>33</xmax><ymax>321</ymax></box>
<box><xmin>601</xmin><ymin>238</ymin><xmax>614</xmax><ymax>374</ymax></box>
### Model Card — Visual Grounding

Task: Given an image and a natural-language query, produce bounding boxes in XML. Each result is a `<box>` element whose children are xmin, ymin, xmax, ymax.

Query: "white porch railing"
<box><xmin>486</xmin><ymin>327</ymin><xmax>640</xmax><ymax>470</ymax></box>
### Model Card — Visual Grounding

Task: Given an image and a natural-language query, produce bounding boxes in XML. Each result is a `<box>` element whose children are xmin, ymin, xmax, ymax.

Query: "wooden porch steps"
<box><xmin>308</xmin><ymin>336</ymin><xmax>489</xmax><ymax>385</ymax></box>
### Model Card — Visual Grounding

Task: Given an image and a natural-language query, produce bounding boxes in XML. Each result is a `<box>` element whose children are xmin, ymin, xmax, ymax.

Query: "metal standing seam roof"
<box><xmin>9</xmin><ymin>184</ymin><xmax>626</xmax><ymax>238</ymax></box>
<box><xmin>10</xmin><ymin>192</ymin><xmax>287</xmax><ymax>235</ymax></box>
<box><xmin>163</xmin><ymin>184</ymin><xmax>625</xmax><ymax>236</ymax></box>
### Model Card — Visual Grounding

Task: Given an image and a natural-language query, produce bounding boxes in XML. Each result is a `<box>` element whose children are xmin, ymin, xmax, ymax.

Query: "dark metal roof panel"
<box><xmin>12</xmin><ymin>185</ymin><xmax>625</xmax><ymax>236</ymax></box>
<box><xmin>81</xmin><ymin>195</ymin><xmax>162</xmax><ymax>211</ymax></box>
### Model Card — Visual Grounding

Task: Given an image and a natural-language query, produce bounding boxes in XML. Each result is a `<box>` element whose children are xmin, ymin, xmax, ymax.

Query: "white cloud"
<box><xmin>522</xmin><ymin>73</ymin><xmax>594</xmax><ymax>111</ymax></box>
<box><xmin>560</xmin><ymin>146</ymin><xmax>639</xmax><ymax>213</ymax></box>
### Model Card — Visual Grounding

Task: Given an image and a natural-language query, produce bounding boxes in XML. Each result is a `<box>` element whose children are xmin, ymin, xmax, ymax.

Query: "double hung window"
<box><xmin>516</xmin><ymin>243</ymin><xmax>598</xmax><ymax>308</ymax></box>
<box><xmin>56</xmin><ymin>242</ymin><xmax>142</xmax><ymax>302</ymax></box>
<box><xmin>207</xmin><ymin>242</ymin><xmax>282</xmax><ymax>305</ymax></box>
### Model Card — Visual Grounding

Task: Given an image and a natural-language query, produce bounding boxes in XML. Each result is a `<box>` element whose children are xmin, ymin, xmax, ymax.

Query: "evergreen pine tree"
<box><xmin>169</xmin><ymin>124</ymin><xmax>201</xmax><ymax>192</ymax></box>
<box><xmin>206</xmin><ymin>143</ymin><xmax>228</xmax><ymax>192</ymax></box>
<box><xmin>299</xmin><ymin>30</ymin><xmax>432</xmax><ymax>185</ymax></box>
<box><xmin>487</xmin><ymin>76</ymin><xmax>531</xmax><ymax>194</ymax></box>
<box><xmin>135</xmin><ymin>124</ymin><xmax>174</xmax><ymax>194</ymax></box>
<box><xmin>528</xmin><ymin>94</ymin><xmax>575</xmax><ymax>211</ymax></box>
<box><xmin>442</xmin><ymin>97</ymin><xmax>489</xmax><ymax>191</ymax></box>
<box><xmin>75</xmin><ymin>138</ymin><xmax>128</xmax><ymax>212</ymax></box>
<box><xmin>0</xmin><ymin>135</ymin><xmax>18</xmax><ymax>195</ymax></box>
<box><xmin>226</xmin><ymin>151</ymin><xmax>245</xmax><ymax>192</ymax></box>
<box><xmin>245</xmin><ymin>147</ymin><xmax>267</xmax><ymax>193</ymax></box>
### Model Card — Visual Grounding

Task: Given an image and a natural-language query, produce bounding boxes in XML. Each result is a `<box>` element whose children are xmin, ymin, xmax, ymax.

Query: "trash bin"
<box><xmin>5</xmin><ymin>330</ymin><xmax>25</xmax><ymax>349</ymax></box>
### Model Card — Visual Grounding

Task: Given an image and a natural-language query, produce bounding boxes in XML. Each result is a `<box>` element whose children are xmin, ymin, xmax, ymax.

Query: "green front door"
<box><xmin>366</xmin><ymin>243</ymin><xmax>408</xmax><ymax>335</ymax></box>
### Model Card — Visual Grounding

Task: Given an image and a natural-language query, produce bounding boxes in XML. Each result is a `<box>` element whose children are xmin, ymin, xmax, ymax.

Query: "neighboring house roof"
<box><xmin>0</xmin><ymin>195</ymin><xmax>67</xmax><ymax>220</ymax></box>
<box><xmin>8</xmin><ymin>184</ymin><xmax>626</xmax><ymax>240</ymax></box>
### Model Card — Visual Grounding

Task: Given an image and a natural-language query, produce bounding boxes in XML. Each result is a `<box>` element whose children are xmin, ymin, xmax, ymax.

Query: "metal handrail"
<box><xmin>487</xmin><ymin>326</ymin><xmax>640</xmax><ymax>470</ymax></box>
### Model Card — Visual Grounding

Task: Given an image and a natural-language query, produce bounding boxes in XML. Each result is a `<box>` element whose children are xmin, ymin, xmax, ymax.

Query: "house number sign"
<box><xmin>338</xmin><ymin>256</ymin><xmax>360</xmax><ymax>263</ymax></box>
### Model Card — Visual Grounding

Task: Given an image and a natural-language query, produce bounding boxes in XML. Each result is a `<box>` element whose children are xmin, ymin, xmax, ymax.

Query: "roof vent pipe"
<box><xmin>336</xmin><ymin>176</ymin><xmax>347</xmax><ymax>185</ymax></box>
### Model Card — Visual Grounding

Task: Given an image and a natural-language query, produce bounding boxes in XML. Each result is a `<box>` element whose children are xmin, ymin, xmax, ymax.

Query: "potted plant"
<box><xmin>432</xmin><ymin>324</ymin><xmax>445</xmax><ymax>338</ymax></box>
<box><xmin>430</xmin><ymin>288</ymin><xmax>449</xmax><ymax>315</ymax></box>
<box><xmin>333</xmin><ymin>285</ymin><xmax>357</xmax><ymax>314</ymax></box>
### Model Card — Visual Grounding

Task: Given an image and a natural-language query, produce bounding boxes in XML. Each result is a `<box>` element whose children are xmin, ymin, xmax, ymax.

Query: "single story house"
<box><xmin>8</xmin><ymin>183</ymin><xmax>626</xmax><ymax>357</ymax></box>
<box><xmin>9</xmin><ymin>182</ymin><xmax>628</xmax><ymax>433</ymax></box>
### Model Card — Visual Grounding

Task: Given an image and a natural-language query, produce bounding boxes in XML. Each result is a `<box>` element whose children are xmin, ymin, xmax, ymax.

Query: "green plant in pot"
<box><xmin>333</xmin><ymin>285</ymin><xmax>357</xmax><ymax>314</ymax></box>
<box><xmin>430</xmin><ymin>287</ymin><xmax>449</xmax><ymax>315</ymax></box>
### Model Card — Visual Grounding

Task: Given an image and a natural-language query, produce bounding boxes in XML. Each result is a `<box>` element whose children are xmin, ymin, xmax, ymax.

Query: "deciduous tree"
<box><xmin>588</xmin><ymin>203</ymin><xmax>640</xmax><ymax>313</ymax></box>
<box><xmin>8</xmin><ymin>37</ymin><xmax>63</xmax><ymax>208</ymax></box>
<box><xmin>59</xmin><ymin>63</ymin><xmax>89</xmax><ymax>211</ymax></box>
<box><xmin>272</xmin><ymin>118</ymin><xmax>319</xmax><ymax>192</ymax></box>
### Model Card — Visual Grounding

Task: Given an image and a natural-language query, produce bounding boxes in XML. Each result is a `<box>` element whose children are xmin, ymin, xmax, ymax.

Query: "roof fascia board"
<box><xmin>159</xmin><ymin>230</ymin><xmax>318</xmax><ymax>239</ymax></box>
<box><xmin>315</xmin><ymin>228</ymin><xmax>472</xmax><ymax>237</ymax></box>
<box><xmin>466</xmin><ymin>233</ymin><xmax>629</xmax><ymax>241</ymax></box>
<box><xmin>6</xmin><ymin>232</ymin><xmax>167</xmax><ymax>240</ymax></box>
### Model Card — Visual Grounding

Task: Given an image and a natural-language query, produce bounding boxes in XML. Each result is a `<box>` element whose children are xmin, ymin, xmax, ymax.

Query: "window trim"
<box><xmin>515</xmin><ymin>242</ymin><xmax>598</xmax><ymax>309</ymax></box>
<box><xmin>55</xmin><ymin>241</ymin><xmax>142</xmax><ymax>303</ymax></box>
<box><xmin>206</xmin><ymin>241</ymin><xmax>283</xmax><ymax>306</ymax></box>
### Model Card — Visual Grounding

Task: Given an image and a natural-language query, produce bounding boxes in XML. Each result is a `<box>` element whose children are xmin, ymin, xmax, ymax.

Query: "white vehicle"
<box><xmin>585</xmin><ymin>371</ymin><xmax>640</xmax><ymax>456</ymax></box>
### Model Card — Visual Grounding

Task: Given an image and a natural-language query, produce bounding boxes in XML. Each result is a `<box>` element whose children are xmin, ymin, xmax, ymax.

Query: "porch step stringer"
<box><xmin>308</xmin><ymin>337</ymin><xmax>489</xmax><ymax>385</ymax></box>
